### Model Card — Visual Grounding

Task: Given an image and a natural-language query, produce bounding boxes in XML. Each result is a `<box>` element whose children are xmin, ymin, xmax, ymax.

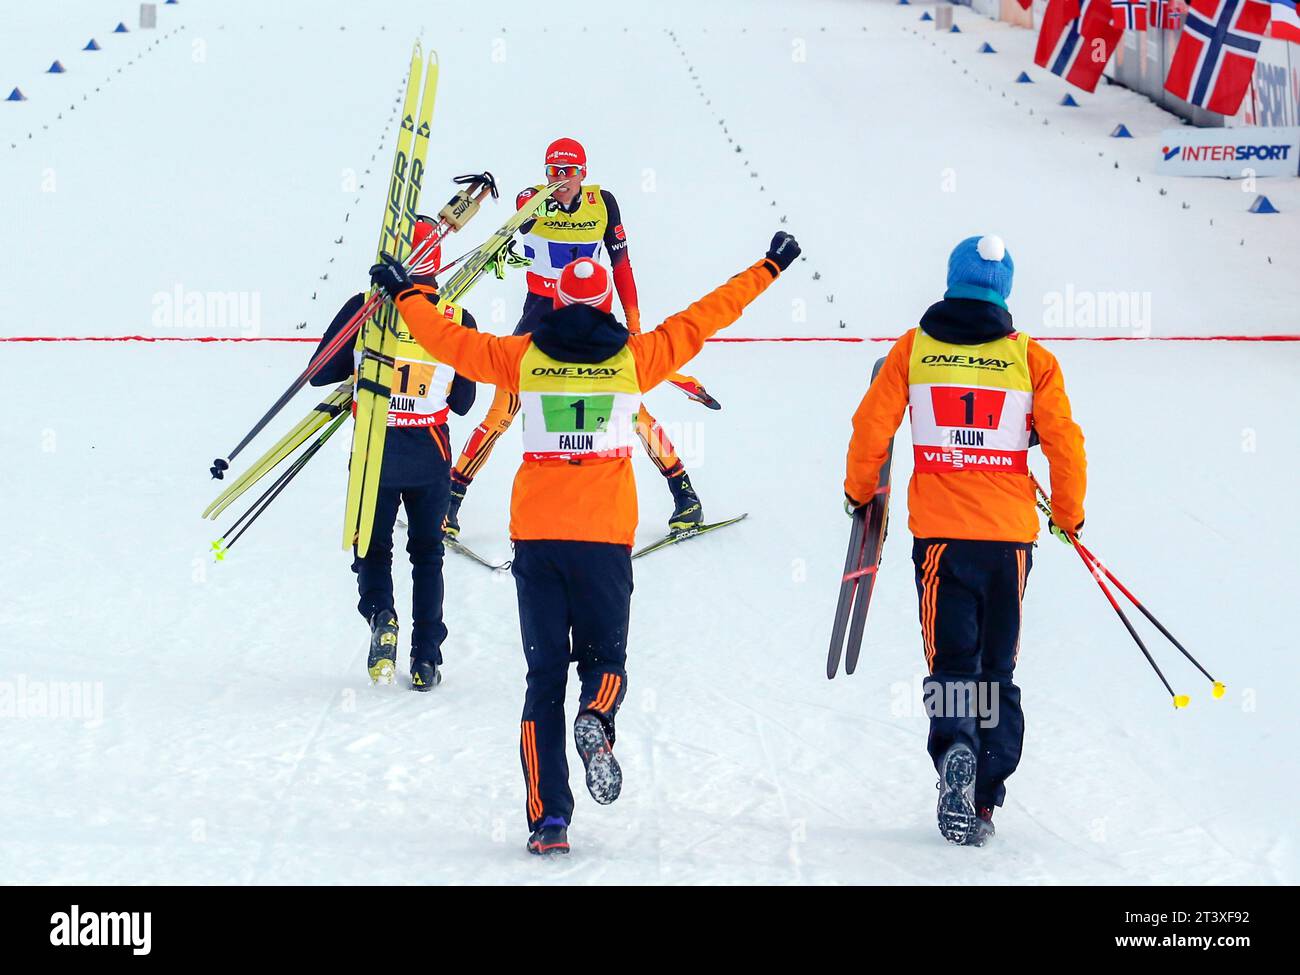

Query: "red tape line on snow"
<box><xmin>1</xmin><ymin>334</ymin><xmax>1299</xmax><ymax>344</ymax></box>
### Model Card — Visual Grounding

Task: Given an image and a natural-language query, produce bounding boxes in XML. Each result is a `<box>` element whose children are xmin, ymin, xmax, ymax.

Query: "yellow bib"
<box><xmin>521</xmin><ymin>184</ymin><xmax>610</xmax><ymax>292</ymax></box>
<box><xmin>517</xmin><ymin>341</ymin><xmax>640</xmax><ymax>461</ymax></box>
<box><xmin>907</xmin><ymin>329</ymin><xmax>1033</xmax><ymax>474</ymax></box>
<box><xmin>355</xmin><ymin>297</ymin><xmax>463</xmax><ymax>427</ymax></box>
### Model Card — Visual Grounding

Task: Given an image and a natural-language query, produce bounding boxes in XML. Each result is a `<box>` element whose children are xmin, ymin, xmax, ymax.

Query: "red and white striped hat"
<box><xmin>408</xmin><ymin>217</ymin><xmax>442</xmax><ymax>277</ymax></box>
<box><xmin>554</xmin><ymin>257</ymin><xmax>613</xmax><ymax>313</ymax></box>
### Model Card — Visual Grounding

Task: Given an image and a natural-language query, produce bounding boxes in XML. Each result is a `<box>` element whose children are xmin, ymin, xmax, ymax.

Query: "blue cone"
<box><xmin>84</xmin><ymin>38</ymin><xmax>101</xmax><ymax>51</ymax></box>
<box><xmin>979</xmin><ymin>42</ymin><xmax>996</xmax><ymax>53</ymax></box>
<box><xmin>921</xmin><ymin>11</ymin><xmax>933</xmax><ymax>19</ymax></box>
<box><xmin>113</xmin><ymin>22</ymin><xmax>129</xmax><ymax>33</ymax></box>
<box><xmin>6</xmin><ymin>87</ymin><xmax>27</xmax><ymax>101</ymax></box>
<box><xmin>950</xmin><ymin>24</ymin><xmax>962</xmax><ymax>32</ymax></box>
<box><xmin>1110</xmin><ymin>123</ymin><xmax>1133</xmax><ymax>138</ymax></box>
<box><xmin>48</xmin><ymin>60</ymin><xmax>66</xmax><ymax>74</ymax></box>
<box><xmin>1060</xmin><ymin>93</ymin><xmax>1079</xmax><ymax>107</ymax></box>
<box><xmin>1249</xmin><ymin>195</ymin><xmax>1279</xmax><ymax>214</ymax></box>
<box><xmin>1015</xmin><ymin>71</ymin><xmax>1033</xmax><ymax>83</ymax></box>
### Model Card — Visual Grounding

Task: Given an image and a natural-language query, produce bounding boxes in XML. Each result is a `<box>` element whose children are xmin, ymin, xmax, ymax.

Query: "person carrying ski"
<box><xmin>370</xmin><ymin>231</ymin><xmax>801</xmax><ymax>855</ymax></box>
<box><xmin>310</xmin><ymin>217</ymin><xmax>477</xmax><ymax>690</ymax></box>
<box><xmin>445</xmin><ymin>137</ymin><xmax>711</xmax><ymax>539</ymax></box>
<box><xmin>843</xmin><ymin>235</ymin><xmax>1086</xmax><ymax>847</ymax></box>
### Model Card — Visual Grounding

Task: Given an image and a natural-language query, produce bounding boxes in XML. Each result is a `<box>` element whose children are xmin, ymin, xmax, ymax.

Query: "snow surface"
<box><xmin>1</xmin><ymin>0</ymin><xmax>1296</xmax><ymax>884</ymax></box>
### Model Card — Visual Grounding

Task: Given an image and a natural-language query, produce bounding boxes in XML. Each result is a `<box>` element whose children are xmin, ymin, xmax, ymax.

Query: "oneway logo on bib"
<box><xmin>50</xmin><ymin>906</ymin><xmax>151</xmax><ymax>955</ymax></box>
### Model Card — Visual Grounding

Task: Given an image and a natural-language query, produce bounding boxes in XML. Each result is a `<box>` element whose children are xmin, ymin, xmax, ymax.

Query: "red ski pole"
<box><xmin>1072</xmin><ymin>536</ymin><xmax>1224</xmax><ymax>697</ymax></box>
<box><xmin>1030</xmin><ymin>475</ymin><xmax>1196</xmax><ymax>709</ymax></box>
<box><xmin>1069</xmin><ymin>537</ymin><xmax>1189</xmax><ymax>709</ymax></box>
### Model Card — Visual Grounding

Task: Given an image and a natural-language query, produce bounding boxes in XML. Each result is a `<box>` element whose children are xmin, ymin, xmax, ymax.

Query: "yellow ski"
<box><xmin>350</xmin><ymin>50</ymin><xmax>440</xmax><ymax>557</ymax></box>
<box><xmin>343</xmin><ymin>42</ymin><xmax>427</xmax><ymax>553</ymax></box>
<box><xmin>203</xmin><ymin>381</ymin><xmax>352</xmax><ymax>520</ymax></box>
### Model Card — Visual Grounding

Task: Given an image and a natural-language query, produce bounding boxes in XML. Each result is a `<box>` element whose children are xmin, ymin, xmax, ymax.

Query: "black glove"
<box><xmin>766</xmin><ymin>231</ymin><xmax>801</xmax><ymax>272</ymax></box>
<box><xmin>369</xmin><ymin>253</ymin><xmax>416</xmax><ymax>301</ymax></box>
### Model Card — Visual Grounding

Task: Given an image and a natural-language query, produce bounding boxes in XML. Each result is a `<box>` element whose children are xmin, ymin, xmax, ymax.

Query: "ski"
<box><xmin>631</xmin><ymin>513</ymin><xmax>748</xmax><ymax>560</ymax></box>
<box><xmin>345</xmin><ymin>44</ymin><xmax>436</xmax><ymax>557</ymax></box>
<box><xmin>203</xmin><ymin>381</ymin><xmax>352</xmax><ymax>520</ymax></box>
<box><xmin>669</xmin><ymin>376</ymin><xmax>722</xmax><ymax>410</ymax></box>
<box><xmin>438</xmin><ymin>180</ymin><xmax>566</xmax><ymax>305</ymax></box>
<box><xmin>827</xmin><ymin>355</ymin><xmax>894</xmax><ymax>679</ymax></box>
<box><xmin>445</xmin><ymin>537</ymin><xmax>511</xmax><ymax>571</ymax></box>
<box><xmin>394</xmin><ymin>518</ymin><xmax>511</xmax><ymax>571</ymax></box>
<box><xmin>212</xmin><ymin>409</ymin><xmax>350</xmax><ymax>560</ymax></box>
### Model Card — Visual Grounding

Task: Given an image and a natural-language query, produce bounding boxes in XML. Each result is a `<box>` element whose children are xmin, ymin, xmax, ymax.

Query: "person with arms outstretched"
<box><xmin>371</xmin><ymin>231</ymin><xmax>801</xmax><ymax>855</ymax></box>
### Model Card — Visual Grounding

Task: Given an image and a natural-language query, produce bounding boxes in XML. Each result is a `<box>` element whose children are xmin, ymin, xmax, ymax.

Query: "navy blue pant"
<box><xmin>513</xmin><ymin>540</ymin><xmax>632</xmax><ymax>830</ymax></box>
<box><xmin>352</xmin><ymin>476</ymin><xmax>450</xmax><ymax>667</ymax></box>
<box><xmin>912</xmin><ymin>538</ymin><xmax>1032</xmax><ymax>808</ymax></box>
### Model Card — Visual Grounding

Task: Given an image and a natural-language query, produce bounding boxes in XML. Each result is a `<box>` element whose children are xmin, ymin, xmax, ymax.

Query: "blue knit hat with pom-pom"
<box><xmin>945</xmin><ymin>235</ymin><xmax>1014</xmax><ymax>309</ymax></box>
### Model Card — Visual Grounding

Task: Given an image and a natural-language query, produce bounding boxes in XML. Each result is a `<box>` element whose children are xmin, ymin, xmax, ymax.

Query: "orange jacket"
<box><xmin>398</xmin><ymin>259</ymin><xmax>781</xmax><ymax>545</ymax></box>
<box><xmin>844</xmin><ymin>328</ymin><xmax>1086</xmax><ymax>543</ymax></box>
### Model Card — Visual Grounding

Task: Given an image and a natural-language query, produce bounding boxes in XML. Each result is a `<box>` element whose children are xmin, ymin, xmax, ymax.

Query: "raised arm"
<box><xmin>628</xmin><ymin>233</ymin><xmax>799</xmax><ymax>391</ymax></box>
<box><xmin>365</xmin><ymin>268</ymin><xmax>530</xmax><ymax>389</ymax></box>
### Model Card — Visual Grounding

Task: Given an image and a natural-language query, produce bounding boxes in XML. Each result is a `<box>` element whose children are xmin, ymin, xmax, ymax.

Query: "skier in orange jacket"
<box><xmin>844</xmin><ymin>234</ymin><xmax>1085</xmax><ymax>847</ymax></box>
<box><xmin>370</xmin><ymin>231</ymin><xmax>801</xmax><ymax>856</ymax></box>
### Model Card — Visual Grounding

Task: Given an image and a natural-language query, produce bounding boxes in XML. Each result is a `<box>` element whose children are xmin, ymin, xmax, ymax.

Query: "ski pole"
<box><xmin>1030</xmin><ymin>474</ymin><xmax>1223</xmax><ymax>698</ymax></box>
<box><xmin>1068</xmin><ymin>537</ymin><xmax>1189</xmax><ymax>708</ymax></box>
<box><xmin>209</xmin><ymin>173</ymin><xmax>498</xmax><ymax>479</ymax></box>
<box><xmin>1072</xmin><ymin>536</ymin><xmax>1224</xmax><ymax>697</ymax></box>
<box><xmin>213</xmin><ymin>411</ymin><xmax>348</xmax><ymax>559</ymax></box>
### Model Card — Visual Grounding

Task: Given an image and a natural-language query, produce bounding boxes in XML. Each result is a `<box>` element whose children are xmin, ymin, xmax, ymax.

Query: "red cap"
<box><xmin>554</xmin><ymin>257</ymin><xmax>613</xmax><ymax>313</ymax></box>
<box><xmin>545</xmin><ymin>137</ymin><xmax>587</xmax><ymax>168</ymax></box>
<box><xmin>408</xmin><ymin>217</ymin><xmax>441</xmax><ymax>277</ymax></box>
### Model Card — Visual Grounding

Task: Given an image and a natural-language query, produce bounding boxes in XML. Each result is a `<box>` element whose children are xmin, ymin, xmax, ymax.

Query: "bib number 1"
<box><xmin>930</xmin><ymin>386</ymin><xmax>1007</xmax><ymax>430</ymax></box>
<box><xmin>541</xmin><ymin>393</ymin><xmax>614</xmax><ymax>433</ymax></box>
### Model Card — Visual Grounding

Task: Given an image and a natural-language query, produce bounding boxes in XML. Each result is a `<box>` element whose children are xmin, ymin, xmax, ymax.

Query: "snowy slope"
<box><xmin>1</xmin><ymin>0</ymin><xmax>1296</xmax><ymax>884</ymax></box>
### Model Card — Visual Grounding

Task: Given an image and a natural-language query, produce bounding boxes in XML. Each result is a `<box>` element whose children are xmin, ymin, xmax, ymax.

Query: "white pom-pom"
<box><xmin>977</xmin><ymin>235</ymin><xmax>1005</xmax><ymax>262</ymax></box>
<box><xmin>574</xmin><ymin>260</ymin><xmax>595</xmax><ymax>279</ymax></box>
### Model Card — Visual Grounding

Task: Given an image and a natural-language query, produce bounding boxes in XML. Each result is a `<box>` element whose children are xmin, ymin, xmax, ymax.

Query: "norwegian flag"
<box><xmin>1149</xmin><ymin>0</ymin><xmax>1188</xmax><ymax>28</ymax></box>
<box><xmin>1163</xmin><ymin>0</ymin><xmax>1273</xmax><ymax>114</ymax></box>
<box><xmin>1271</xmin><ymin>0</ymin><xmax>1300</xmax><ymax>41</ymax></box>
<box><xmin>1034</xmin><ymin>0</ymin><xmax>1125</xmax><ymax>92</ymax></box>
<box><xmin>1114</xmin><ymin>0</ymin><xmax>1150</xmax><ymax>28</ymax></box>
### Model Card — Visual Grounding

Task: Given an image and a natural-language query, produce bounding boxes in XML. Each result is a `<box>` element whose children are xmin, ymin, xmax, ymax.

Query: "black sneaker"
<box><xmin>443</xmin><ymin>480</ymin><xmax>467</xmax><ymax>539</ymax></box>
<box><xmin>936</xmin><ymin>742</ymin><xmax>979</xmax><ymax>845</ymax></box>
<box><xmin>366</xmin><ymin>609</ymin><xmax>399</xmax><ymax>685</ymax></box>
<box><xmin>667</xmin><ymin>471</ymin><xmax>703</xmax><ymax>531</ymax></box>
<box><xmin>527</xmin><ymin>818</ymin><xmax>570</xmax><ymax>857</ymax></box>
<box><xmin>410</xmin><ymin>659</ymin><xmax>441</xmax><ymax>692</ymax></box>
<box><xmin>573</xmin><ymin>712</ymin><xmax>622</xmax><ymax>805</ymax></box>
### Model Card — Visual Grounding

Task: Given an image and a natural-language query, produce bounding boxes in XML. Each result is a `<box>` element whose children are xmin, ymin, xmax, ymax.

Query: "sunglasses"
<box><xmin>545</xmin><ymin>164</ymin><xmax>585</xmax><ymax>179</ymax></box>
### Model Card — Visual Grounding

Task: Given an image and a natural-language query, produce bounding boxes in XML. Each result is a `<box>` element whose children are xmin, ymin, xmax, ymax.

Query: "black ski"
<box><xmin>632</xmin><ymin>513</ymin><xmax>748</xmax><ymax>560</ymax></box>
<box><xmin>827</xmin><ymin>356</ymin><xmax>894</xmax><ymax>679</ymax></box>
